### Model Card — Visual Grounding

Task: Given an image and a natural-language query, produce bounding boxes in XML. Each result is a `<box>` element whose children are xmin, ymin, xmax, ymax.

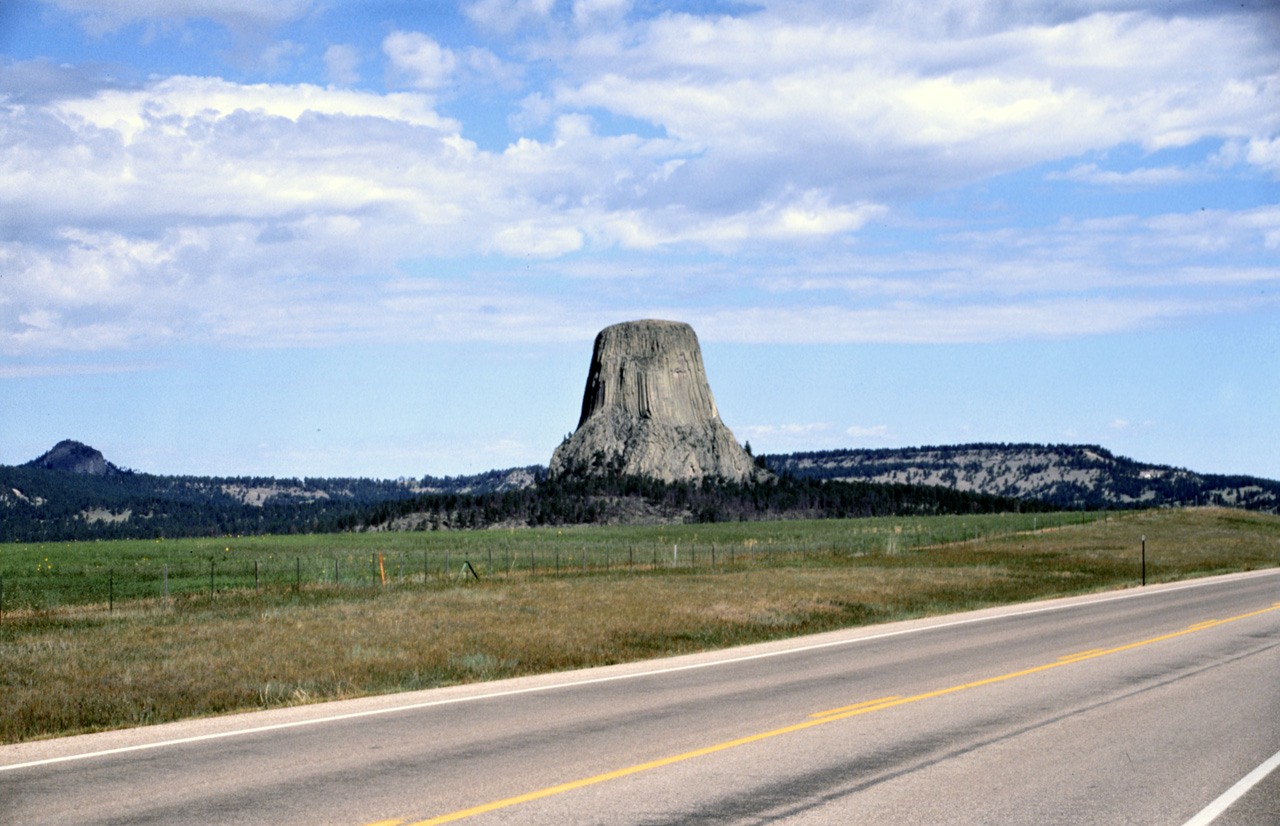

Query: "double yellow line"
<box><xmin>366</xmin><ymin>601</ymin><xmax>1280</xmax><ymax>826</ymax></box>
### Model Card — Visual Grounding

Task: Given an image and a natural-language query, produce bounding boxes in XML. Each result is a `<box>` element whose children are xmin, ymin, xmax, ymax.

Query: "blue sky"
<box><xmin>1</xmin><ymin>0</ymin><xmax>1278</xmax><ymax>480</ymax></box>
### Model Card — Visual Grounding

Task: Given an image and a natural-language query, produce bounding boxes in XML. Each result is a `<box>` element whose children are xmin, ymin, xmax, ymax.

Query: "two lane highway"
<box><xmin>4</xmin><ymin>569</ymin><xmax>1278</xmax><ymax>825</ymax></box>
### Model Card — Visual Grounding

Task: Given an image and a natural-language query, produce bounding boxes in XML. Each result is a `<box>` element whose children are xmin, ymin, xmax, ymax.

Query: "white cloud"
<box><xmin>573</xmin><ymin>0</ymin><xmax>631</xmax><ymax>28</ymax></box>
<box><xmin>55</xmin><ymin>75</ymin><xmax>457</xmax><ymax>140</ymax></box>
<box><xmin>1243</xmin><ymin>136</ymin><xmax>1280</xmax><ymax>176</ymax></box>
<box><xmin>543</xmin><ymin>7</ymin><xmax>1280</xmax><ymax>203</ymax></box>
<box><xmin>3</xmin><ymin>3</ymin><xmax>1278</xmax><ymax>358</ymax></box>
<box><xmin>1046</xmin><ymin>162</ymin><xmax>1199</xmax><ymax>187</ymax></box>
<box><xmin>383</xmin><ymin>31</ymin><xmax>458</xmax><ymax>91</ymax></box>
<box><xmin>847</xmin><ymin>425</ymin><xmax>891</xmax><ymax>439</ymax></box>
<box><xmin>464</xmin><ymin>0</ymin><xmax>557</xmax><ymax>34</ymax></box>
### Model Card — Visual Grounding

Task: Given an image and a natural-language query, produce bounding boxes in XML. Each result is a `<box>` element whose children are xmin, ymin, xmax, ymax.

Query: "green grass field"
<box><xmin>1</xmin><ymin>508</ymin><xmax>1276</xmax><ymax>744</ymax></box>
<box><xmin>0</xmin><ymin>511</ymin><xmax>1093</xmax><ymax>610</ymax></box>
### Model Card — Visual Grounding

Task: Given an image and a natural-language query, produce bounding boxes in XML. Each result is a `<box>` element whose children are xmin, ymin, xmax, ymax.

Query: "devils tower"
<box><xmin>549</xmin><ymin>320</ymin><xmax>767</xmax><ymax>484</ymax></box>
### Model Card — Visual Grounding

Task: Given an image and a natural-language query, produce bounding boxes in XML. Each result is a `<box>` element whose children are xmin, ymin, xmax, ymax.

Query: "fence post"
<box><xmin>109</xmin><ymin>569</ymin><xmax>114</xmax><ymax>613</ymax></box>
<box><xmin>210</xmin><ymin>560</ymin><xmax>215</xmax><ymax>598</ymax></box>
<box><xmin>488</xmin><ymin>548</ymin><xmax>493</xmax><ymax>577</ymax></box>
<box><xmin>255</xmin><ymin>559</ymin><xmax>260</xmax><ymax>592</ymax></box>
<box><xmin>334</xmin><ymin>556</ymin><xmax>340</xmax><ymax>586</ymax></box>
<box><xmin>445</xmin><ymin>550</ymin><xmax>450</xmax><ymax>581</ymax></box>
<box><xmin>1</xmin><ymin>572</ymin><xmax>4</xmax><ymax>627</ymax></box>
<box><xmin>296</xmin><ymin>557</ymin><xmax>300</xmax><ymax>591</ymax></box>
<box><xmin>163</xmin><ymin>564</ymin><xmax>169</xmax><ymax>602</ymax></box>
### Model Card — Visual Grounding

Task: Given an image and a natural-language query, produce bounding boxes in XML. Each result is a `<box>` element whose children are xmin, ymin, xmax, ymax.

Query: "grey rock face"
<box><xmin>549</xmin><ymin>320</ymin><xmax>766</xmax><ymax>483</ymax></box>
<box><xmin>25</xmin><ymin>439</ymin><xmax>119</xmax><ymax>475</ymax></box>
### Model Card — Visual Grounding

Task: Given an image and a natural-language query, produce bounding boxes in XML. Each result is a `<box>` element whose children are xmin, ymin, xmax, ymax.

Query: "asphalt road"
<box><xmin>4</xmin><ymin>569</ymin><xmax>1279</xmax><ymax>826</ymax></box>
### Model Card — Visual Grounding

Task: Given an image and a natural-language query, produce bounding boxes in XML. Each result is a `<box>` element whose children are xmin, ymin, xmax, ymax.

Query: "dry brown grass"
<box><xmin>2</xmin><ymin>507</ymin><xmax>1276</xmax><ymax>744</ymax></box>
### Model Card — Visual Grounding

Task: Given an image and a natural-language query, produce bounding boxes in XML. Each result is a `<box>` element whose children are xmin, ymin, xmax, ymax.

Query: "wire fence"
<box><xmin>0</xmin><ymin>511</ymin><xmax>1108</xmax><ymax>617</ymax></box>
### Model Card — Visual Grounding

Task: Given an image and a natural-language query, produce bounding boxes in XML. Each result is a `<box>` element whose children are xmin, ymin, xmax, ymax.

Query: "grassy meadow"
<box><xmin>1</xmin><ymin>507</ymin><xmax>1277</xmax><ymax>744</ymax></box>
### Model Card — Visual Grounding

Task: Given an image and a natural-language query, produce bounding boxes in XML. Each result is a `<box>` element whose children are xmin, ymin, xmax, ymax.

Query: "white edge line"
<box><xmin>4</xmin><ymin>568</ymin><xmax>1278</xmax><ymax>774</ymax></box>
<box><xmin>1182</xmin><ymin>747</ymin><xmax>1280</xmax><ymax>826</ymax></box>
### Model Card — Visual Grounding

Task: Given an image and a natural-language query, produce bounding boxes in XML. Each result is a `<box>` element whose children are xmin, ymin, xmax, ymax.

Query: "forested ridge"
<box><xmin>5</xmin><ymin>440</ymin><xmax>1277</xmax><ymax>542</ymax></box>
<box><xmin>0</xmin><ymin>462</ymin><xmax>1040</xmax><ymax>542</ymax></box>
<box><xmin>0</xmin><ymin>464</ymin><xmax>537</xmax><ymax>542</ymax></box>
<box><xmin>762</xmin><ymin>443</ymin><xmax>1280</xmax><ymax>512</ymax></box>
<box><xmin>351</xmin><ymin>473</ymin><xmax>1048</xmax><ymax>533</ymax></box>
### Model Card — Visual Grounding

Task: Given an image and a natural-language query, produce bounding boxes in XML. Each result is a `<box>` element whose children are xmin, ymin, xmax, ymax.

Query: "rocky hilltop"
<box><xmin>763</xmin><ymin>443</ymin><xmax>1280</xmax><ymax>511</ymax></box>
<box><xmin>24</xmin><ymin>439</ymin><xmax>121</xmax><ymax>476</ymax></box>
<box><xmin>549</xmin><ymin>320</ymin><xmax>767</xmax><ymax>484</ymax></box>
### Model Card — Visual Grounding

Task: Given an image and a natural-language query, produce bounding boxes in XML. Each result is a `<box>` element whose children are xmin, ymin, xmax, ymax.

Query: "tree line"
<box><xmin>351</xmin><ymin>473</ymin><xmax>1052</xmax><ymax>533</ymax></box>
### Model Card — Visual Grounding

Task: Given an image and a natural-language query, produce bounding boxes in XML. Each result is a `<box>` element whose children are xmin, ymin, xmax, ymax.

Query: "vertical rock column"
<box><xmin>549</xmin><ymin>319</ymin><xmax>766</xmax><ymax>483</ymax></box>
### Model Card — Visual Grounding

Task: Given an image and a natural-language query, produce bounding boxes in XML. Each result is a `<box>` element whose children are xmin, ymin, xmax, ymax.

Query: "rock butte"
<box><xmin>549</xmin><ymin>319</ymin><xmax>768</xmax><ymax>484</ymax></box>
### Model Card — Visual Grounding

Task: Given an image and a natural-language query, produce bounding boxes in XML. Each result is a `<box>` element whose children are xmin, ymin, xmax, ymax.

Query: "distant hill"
<box><xmin>23</xmin><ymin>439</ymin><xmax>123</xmax><ymax>476</ymax></box>
<box><xmin>5</xmin><ymin>439</ymin><xmax>1277</xmax><ymax>543</ymax></box>
<box><xmin>760</xmin><ymin>443</ymin><xmax>1280</xmax><ymax>512</ymax></box>
<box><xmin>0</xmin><ymin>441</ymin><xmax>541</xmax><ymax>542</ymax></box>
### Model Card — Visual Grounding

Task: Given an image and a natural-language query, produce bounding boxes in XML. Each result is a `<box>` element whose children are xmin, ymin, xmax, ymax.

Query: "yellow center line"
<box><xmin>381</xmin><ymin>602</ymin><xmax>1280</xmax><ymax>826</ymax></box>
<box><xmin>809</xmin><ymin>696</ymin><xmax>901</xmax><ymax>718</ymax></box>
<box><xmin>1058</xmin><ymin>648</ymin><xmax>1105</xmax><ymax>661</ymax></box>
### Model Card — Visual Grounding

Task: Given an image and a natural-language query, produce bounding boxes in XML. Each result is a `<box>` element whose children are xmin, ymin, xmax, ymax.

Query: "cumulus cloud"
<box><xmin>2</xmin><ymin>1</ymin><xmax>1278</xmax><ymax>358</ymax></box>
<box><xmin>383</xmin><ymin>30</ymin><xmax>521</xmax><ymax>92</ymax></box>
<box><xmin>383</xmin><ymin>31</ymin><xmax>458</xmax><ymax>91</ymax></box>
<box><xmin>542</xmin><ymin>6</ymin><xmax>1280</xmax><ymax>204</ymax></box>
